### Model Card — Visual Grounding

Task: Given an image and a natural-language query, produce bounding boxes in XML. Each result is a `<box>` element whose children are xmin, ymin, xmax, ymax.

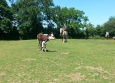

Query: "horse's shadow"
<box><xmin>46</xmin><ymin>50</ymin><xmax>57</xmax><ymax>52</ymax></box>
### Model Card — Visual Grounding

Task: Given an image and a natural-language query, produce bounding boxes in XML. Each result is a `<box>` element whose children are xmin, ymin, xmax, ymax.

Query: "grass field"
<box><xmin>0</xmin><ymin>39</ymin><xmax>115</xmax><ymax>83</ymax></box>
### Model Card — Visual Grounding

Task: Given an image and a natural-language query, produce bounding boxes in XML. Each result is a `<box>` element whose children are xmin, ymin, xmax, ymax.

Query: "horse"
<box><xmin>113</xmin><ymin>36</ymin><xmax>115</xmax><ymax>40</ymax></box>
<box><xmin>105</xmin><ymin>32</ymin><xmax>109</xmax><ymax>39</ymax></box>
<box><xmin>37</xmin><ymin>33</ymin><xmax>49</xmax><ymax>52</ymax></box>
<box><xmin>60</xmin><ymin>27</ymin><xmax>68</xmax><ymax>43</ymax></box>
<box><xmin>37</xmin><ymin>33</ymin><xmax>55</xmax><ymax>52</ymax></box>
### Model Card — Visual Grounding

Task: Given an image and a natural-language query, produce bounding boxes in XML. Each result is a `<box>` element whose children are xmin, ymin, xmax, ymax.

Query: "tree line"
<box><xmin>0</xmin><ymin>0</ymin><xmax>115</xmax><ymax>40</ymax></box>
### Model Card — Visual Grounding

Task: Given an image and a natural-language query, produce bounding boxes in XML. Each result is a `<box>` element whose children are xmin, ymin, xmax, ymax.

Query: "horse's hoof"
<box><xmin>38</xmin><ymin>49</ymin><xmax>42</xmax><ymax>51</ymax></box>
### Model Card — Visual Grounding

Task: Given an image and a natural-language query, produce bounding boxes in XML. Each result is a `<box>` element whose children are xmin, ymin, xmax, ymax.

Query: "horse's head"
<box><xmin>47</xmin><ymin>33</ymin><xmax>55</xmax><ymax>40</ymax></box>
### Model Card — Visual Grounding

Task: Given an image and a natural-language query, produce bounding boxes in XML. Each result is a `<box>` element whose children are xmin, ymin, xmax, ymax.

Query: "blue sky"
<box><xmin>53</xmin><ymin>0</ymin><xmax>115</xmax><ymax>26</ymax></box>
<box><xmin>6</xmin><ymin>0</ymin><xmax>115</xmax><ymax>26</ymax></box>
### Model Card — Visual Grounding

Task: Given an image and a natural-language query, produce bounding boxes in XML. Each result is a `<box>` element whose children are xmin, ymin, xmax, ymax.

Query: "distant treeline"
<box><xmin>0</xmin><ymin>0</ymin><xmax>115</xmax><ymax>40</ymax></box>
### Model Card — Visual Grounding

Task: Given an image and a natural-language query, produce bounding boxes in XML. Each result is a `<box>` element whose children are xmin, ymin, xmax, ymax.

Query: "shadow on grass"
<box><xmin>46</xmin><ymin>50</ymin><xmax>57</xmax><ymax>52</ymax></box>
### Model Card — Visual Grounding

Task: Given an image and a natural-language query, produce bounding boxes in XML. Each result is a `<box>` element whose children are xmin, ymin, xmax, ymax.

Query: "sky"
<box><xmin>53</xmin><ymin>0</ymin><xmax>115</xmax><ymax>26</ymax></box>
<box><xmin>6</xmin><ymin>0</ymin><xmax>115</xmax><ymax>26</ymax></box>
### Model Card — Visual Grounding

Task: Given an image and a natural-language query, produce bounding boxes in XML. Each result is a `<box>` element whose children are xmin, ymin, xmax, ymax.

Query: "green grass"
<box><xmin>0</xmin><ymin>39</ymin><xmax>115</xmax><ymax>83</ymax></box>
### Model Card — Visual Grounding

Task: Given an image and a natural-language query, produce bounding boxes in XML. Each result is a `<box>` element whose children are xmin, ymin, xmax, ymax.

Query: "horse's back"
<box><xmin>37</xmin><ymin>33</ymin><xmax>48</xmax><ymax>41</ymax></box>
<box><xmin>64</xmin><ymin>31</ymin><xmax>68</xmax><ymax>36</ymax></box>
<box><xmin>62</xmin><ymin>31</ymin><xmax>68</xmax><ymax>36</ymax></box>
<box><xmin>37</xmin><ymin>33</ymin><xmax>43</xmax><ymax>40</ymax></box>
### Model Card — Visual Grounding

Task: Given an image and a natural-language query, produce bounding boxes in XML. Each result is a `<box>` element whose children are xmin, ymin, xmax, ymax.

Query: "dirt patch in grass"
<box><xmin>61</xmin><ymin>73</ymin><xmax>85</xmax><ymax>82</ymax></box>
<box><xmin>60</xmin><ymin>52</ymin><xmax>70</xmax><ymax>55</ymax></box>
<box><xmin>0</xmin><ymin>72</ymin><xmax>6</xmax><ymax>77</ymax></box>
<box><xmin>85</xmin><ymin>66</ymin><xmax>115</xmax><ymax>79</ymax></box>
<box><xmin>68</xmin><ymin>73</ymin><xmax>85</xmax><ymax>82</ymax></box>
<box><xmin>75</xmin><ymin>65</ymin><xmax>115</xmax><ymax>81</ymax></box>
<box><xmin>85</xmin><ymin>66</ymin><xmax>103</xmax><ymax>72</ymax></box>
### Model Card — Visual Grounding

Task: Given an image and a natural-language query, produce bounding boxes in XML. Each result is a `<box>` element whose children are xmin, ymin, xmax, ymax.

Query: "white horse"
<box><xmin>113</xmin><ymin>36</ymin><xmax>115</xmax><ymax>40</ymax></box>
<box><xmin>105</xmin><ymin>32</ymin><xmax>109</xmax><ymax>39</ymax></box>
<box><xmin>60</xmin><ymin>27</ymin><xmax>68</xmax><ymax>43</ymax></box>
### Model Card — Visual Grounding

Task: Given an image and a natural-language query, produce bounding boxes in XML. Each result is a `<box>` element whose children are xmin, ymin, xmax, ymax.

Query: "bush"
<box><xmin>89</xmin><ymin>35</ymin><xmax>105</xmax><ymax>39</ymax></box>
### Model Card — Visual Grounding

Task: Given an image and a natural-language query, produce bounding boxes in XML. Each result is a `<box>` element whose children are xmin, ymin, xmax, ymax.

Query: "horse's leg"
<box><xmin>62</xmin><ymin>36</ymin><xmax>63</xmax><ymax>42</ymax></box>
<box><xmin>106</xmin><ymin>35</ymin><xmax>108</xmax><ymax>39</ymax></box>
<box><xmin>39</xmin><ymin>41</ymin><xmax>42</xmax><ymax>50</ymax></box>
<box><xmin>41</xmin><ymin>41</ymin><xmax>46</xmax><ymax>52</ymax></box>
<box><xmin>44</xmin><ymin>43</ymin><xmax>46</xmax><ymax>52</ymax></box>
<box><xmin>64</xmin><ymin>36</ymin><xmax>66</xmax><ymax>42</ymax></box>
<box><xmin>63</xmin><ymin>36</ymin><xmax>65</xmax><ymax>43</ymax></box>
<box><xmin>37</xmin><ymin>40</ymin><xmax>40</xmax><ymax>50</ymax></box>
<box><xmin>42</xmin><ymin>41</ymin><xmax>45</xmax><ymax>52</ymax></box>
<box><xmin>107</xmin><ymin>35</ymin><xmax>109</xmax><ymax>39</ymax></box>
<box><xmin>64</xmin><ymin>34</ymin><xmax>67</xmax><ymax>43</ymax></box>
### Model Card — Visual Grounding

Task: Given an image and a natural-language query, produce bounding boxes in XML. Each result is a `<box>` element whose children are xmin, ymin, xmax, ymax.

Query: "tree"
<box><xmin>0</xmin><ymin>0</ymin><xmax>13</xmax><ymax>33</ymax></box>
<box><xmin>95</xmin><ymin>25</ymin><xmax>102</xmax><ymax>36</ymax></box>
<box><xmin>85</xmin><ymin>23</ymin><xmax>95</xmax><ymax>39</ymax></box>
<box><xmin>12</xmin><ymin>0</ymin><xmax>54</xmax><ymax>39</ymax></box>
<box><xmin>1</xmin><ymin>17</ymin><xmax>12</xmax><ymax>33</ymax></box>
<box><xmin>52</xmin><ymin>6</ymin><xmax>88</xmax><ymax>38</ymax></box>
<box><xmin>104</xmin><ymin>16</ymin><xmax>115</xmax><ymax>36</ymax></box>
